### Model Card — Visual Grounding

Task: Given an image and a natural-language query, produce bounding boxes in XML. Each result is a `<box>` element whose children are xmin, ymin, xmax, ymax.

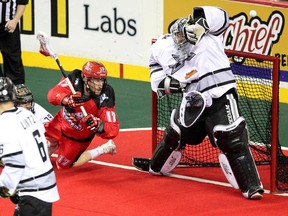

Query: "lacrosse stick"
<box><xmin>36</xmin><ymin>31</ymin><xmax>87</xmax><ymax>116</ymax></box>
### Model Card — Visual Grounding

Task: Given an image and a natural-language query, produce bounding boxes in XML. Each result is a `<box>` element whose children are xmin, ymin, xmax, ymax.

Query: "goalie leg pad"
<box><xmin>150</xmin><ymin>109</ymin><xmax>182</xmax><ymax>174</ymax></box>
<box><xmin>160</xmin><ymin>150</ymin><xmax>182</xmax><ymax>174</ymax></box>
<box><xmin>213</xmin><ymin>117</ymin><xmax>263</xmax><ymax>196</ymax></box>
<box><xmin>213</xmin><ymin>116</ymin><xmax>248</xmax><ymax>154</ymax></box>
<box><xmin>218</xmin><ymin>152</ymin><xmax>239</xmax><ymax>189</ymax></box>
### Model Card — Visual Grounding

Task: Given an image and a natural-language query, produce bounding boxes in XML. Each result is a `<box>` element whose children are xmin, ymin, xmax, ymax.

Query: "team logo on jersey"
<box><xmin>185</xmin><ymin>69</ymin><xmax>197</xmax><ymax>80</ymax></box>
<box><xmin>63</xmin><ymin>109</ymin><xmax>84</xmax><ymax>130</ymax></box>
<box><xmin>169</xmin><ymin>52</ymin><xmax>195</xmax><ymax>75</ymax></box>
<box><xmin>100</xmin><ymin>93</ymin><xmax>109</xmax><ymax>105</ymax></box>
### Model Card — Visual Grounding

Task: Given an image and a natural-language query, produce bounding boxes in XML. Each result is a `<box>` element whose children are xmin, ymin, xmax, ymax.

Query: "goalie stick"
<box><xmin>36</xmin><ymin>31</ymin><xmax>88</xmax><ymax>116</ymax></box>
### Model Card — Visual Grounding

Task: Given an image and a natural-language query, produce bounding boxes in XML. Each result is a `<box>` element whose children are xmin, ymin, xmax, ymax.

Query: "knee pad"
<box><xmin>150</xmin><ymin>109</ymin><xmax>182</xmax><ymax>174</ymax></box>
<box><xmin>213</xmin><ymin>116</ymin><xmax>248</xmax><ymax>154</ymax></box>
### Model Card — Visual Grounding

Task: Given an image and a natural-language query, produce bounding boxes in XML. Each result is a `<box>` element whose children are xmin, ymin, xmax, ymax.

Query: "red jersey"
<box><xmin>45</xmin><ymin>70</ymin><xmax>119</xmax><ymax>168</ymax></box>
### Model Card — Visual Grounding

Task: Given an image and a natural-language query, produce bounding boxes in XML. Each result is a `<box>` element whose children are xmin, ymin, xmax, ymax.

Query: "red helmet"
<box><xmin>82</xmin><ymin>61</ymin><xmax>108</xmax><ymax>79</ymax></box>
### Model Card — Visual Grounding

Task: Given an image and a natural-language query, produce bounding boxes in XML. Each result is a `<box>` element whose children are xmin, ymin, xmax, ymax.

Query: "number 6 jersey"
<box><xmin>0</xmin><ymin>107</ymin><xmax>59</xmax><ymax>202</ymax></box>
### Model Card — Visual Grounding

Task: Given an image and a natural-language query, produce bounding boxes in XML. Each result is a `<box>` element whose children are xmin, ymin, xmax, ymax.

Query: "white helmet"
<box><xmin>170</xmin><ymin>18</ymin><xmax>190</xmax><ymax>61</ymax></box>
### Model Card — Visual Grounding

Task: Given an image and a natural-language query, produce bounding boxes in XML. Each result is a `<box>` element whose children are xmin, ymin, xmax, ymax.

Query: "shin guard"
<box><xmin>214</xmin><ymin>117</ymin><xmax>263</xmax><ymax>197</ymax></box>
<box><xmin>150</xmin><ymin>109</ymin><xmax>182</xmax><ymax>174</ymax></box>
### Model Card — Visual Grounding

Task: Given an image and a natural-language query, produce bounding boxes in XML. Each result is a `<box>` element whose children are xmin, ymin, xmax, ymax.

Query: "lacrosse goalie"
<box><xmin>132</xmin><ymin>6</ymin><xmax>264</xmax><ymax>200</ymax></box>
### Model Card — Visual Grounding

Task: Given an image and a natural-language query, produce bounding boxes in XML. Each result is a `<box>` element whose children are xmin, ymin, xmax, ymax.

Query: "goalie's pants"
<box><xmin>0</xmin><ymin>23</ymin><xmax>25</xmax><ymax>85</ymax></box>
<box><xmin>175</xmin><ymin>88</ymin><xmax>240</xmax><ymax>147</ymax></box>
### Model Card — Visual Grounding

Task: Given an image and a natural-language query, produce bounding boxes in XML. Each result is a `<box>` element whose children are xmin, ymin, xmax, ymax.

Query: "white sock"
<box><xmin>88</xmin><ymin>146</ymin><xmax>104</xmax><ymax>159</ymax></box>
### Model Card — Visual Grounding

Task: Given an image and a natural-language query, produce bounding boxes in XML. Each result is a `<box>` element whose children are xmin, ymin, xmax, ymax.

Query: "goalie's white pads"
<box><xmin>179</xmin><ymin>91</ymin><xmax>206</xmax><ymax>128</ymax></box>
<box><xmin>218</xmin><ymin>152</ymin><xmax>239</xmax><ymax>189</ymax></box>
<box><xmin>160</xmin><ymin>150</ymin><xmax>182</xmax><ymax>174</ymax></box>
<box><xmin>185</xmin><ymin>18</ymin><xmax>209</xmax><ymax>45</ymax></box>
<box><xmin>36</xmin><ymin>31</ymin><xmax>57</xmax><ymax>59</ymax></box>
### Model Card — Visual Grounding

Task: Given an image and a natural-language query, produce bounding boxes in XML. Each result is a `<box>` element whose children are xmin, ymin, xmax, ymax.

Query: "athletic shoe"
<box><xmin>102</xmin><ymin>140</ymin><xmax>117</xmax><ymax>155</ymax></box>
<box><xmin>243</xmin><ymin>186</ymin><xmax>264</xmax><ymax>200</ymax></box>
<box><xmin>132</xmin><ymin>157</ymin><xmax>151</xmax><ymax>172</ymax></box>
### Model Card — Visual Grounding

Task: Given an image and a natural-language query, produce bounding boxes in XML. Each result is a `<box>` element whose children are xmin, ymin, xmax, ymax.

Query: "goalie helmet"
<box><xmin>15</xmin><ymin>84</ymin><xmax>35</xmax><ymax>113</ymax></box>
<box><xmin>170</xmin><ymin>17</ymin><xmax>190</xmax><ymax>61</ymax></box>
<box><xmin>0</xmin><ymin>77</ymin><xmax>16</xmax><ymax>103</ymax></box>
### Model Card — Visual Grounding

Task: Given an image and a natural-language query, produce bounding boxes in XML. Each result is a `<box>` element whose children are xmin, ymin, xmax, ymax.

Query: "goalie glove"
<box><xmin>184</xmin><ymin>17</ymin><xmax>209</xmax><ymax>45</ymax></box>
<box><xmin>61</xmin><ymin>91</ymin><xmax>85</xmax><ymax>112</ymax></box>
<box><xmin>82</xmin><ymin>114</ymin><xmax>104</xmax><ymax>133</ymax></box>
<box><xmin>0</xmin><ymin>186</ymin><xmax>19</xmax><ymax>204</ymax></box>
<box><xmin>157</xmin><ymin>76</ymin><xmax>187</xmax><ymax>99</ymax></box>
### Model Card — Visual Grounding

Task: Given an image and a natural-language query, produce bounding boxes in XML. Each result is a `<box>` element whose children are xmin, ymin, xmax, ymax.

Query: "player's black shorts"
<box><xmin>15</xmin><ymin>195</ymin><xmax>52</xmax><ymax>216</ymax></box>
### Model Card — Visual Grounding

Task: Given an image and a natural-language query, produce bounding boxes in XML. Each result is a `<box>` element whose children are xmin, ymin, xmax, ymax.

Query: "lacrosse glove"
<box><xmin>184</xmin><ymin>17</ymin><xmax>209</xmax><ymax>45</ymax></box>
<box><xmin>9</xmin><ymin>192</ymin><xmax>19</xmax><ymax>204</ymax></box>
<box><xmin>61</xmin><ymin>91</ymin><xmax>85</xmax><ymax>112</ymax></box>
<box><xmin>82</xmin><ymin>114</ymin><xmax>104</xmax><ymax>134</ymax></box>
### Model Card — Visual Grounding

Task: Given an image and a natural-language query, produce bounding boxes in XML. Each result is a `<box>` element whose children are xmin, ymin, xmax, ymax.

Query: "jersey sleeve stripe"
<box><xmin>3</xmin><ymin>163</ymin><xmax>25</xmax><ymax>169</ymax></box>
<box><xmin>0</xmin><ymin>151</ymin><xmax>23</xmax><ymax>159</ymax></box>
<box><xmin>19</xmin><ymin>168</ymin><xmax>54</xmax><ymax>184</ymax></box>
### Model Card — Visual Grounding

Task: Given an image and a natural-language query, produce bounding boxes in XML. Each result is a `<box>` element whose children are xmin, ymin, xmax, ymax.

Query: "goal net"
<box><xmin>151</xmin><ymin>49</ymin><xmax>288</xmax><ymax>193</ymax></box>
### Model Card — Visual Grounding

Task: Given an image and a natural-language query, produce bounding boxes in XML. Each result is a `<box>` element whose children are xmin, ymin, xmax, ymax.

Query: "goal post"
<box><xmin>151</xmin><ymin>49</ymin><xmax>287</xmax><ymax>193</ymax></box>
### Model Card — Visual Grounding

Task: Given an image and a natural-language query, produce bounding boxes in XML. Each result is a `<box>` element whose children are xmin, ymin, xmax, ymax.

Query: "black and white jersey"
<box><xmin>149</xmin><ymin>6</ymin><xmax>236</xmax><ymax>107</ymax></box>
<box><xmin>0</xmin><ymin>107</ymin><xmax>59</xmax><ymax>202</ymax></box>
<box><xmin>34</xmin><ymin>102</ymin><xmax>53</xmax><ymax>125</ymax></box>
<box><xmin>0</xmin><ymin>0</ymin><xmax>28</xmax><ymax>24</ymax></box>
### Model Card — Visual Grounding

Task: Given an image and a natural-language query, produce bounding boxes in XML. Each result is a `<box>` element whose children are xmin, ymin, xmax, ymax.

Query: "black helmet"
<box><xmin>15</xmin><ymin>84</ymin><xmax>34</xmax><ymax>103</ymax></box>
<box><xmin>0</xmin><ymin>77</ymin><xmax>16</xmax><ymax>102</ymax></box>
<box><xmin>15</xmin><ymin>84</ymin><xmax>35</xmax><ymax>113</ymax></box>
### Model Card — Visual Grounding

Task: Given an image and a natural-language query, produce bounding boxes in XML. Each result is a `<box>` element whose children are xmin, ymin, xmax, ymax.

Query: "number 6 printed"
<box><xmin>33</xmin><ymin>130</ymin><xmax>47</xmax><ymax>162</ymax></box>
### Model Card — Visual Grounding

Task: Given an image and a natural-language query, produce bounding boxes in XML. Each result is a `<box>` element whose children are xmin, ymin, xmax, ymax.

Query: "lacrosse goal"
<box><xmin>151</xmin><ymin>49</ymin><xmax>288</xmax><ymax>193</ymax></box>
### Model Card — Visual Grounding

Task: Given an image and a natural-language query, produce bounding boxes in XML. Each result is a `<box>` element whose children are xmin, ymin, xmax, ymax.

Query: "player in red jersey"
<box><xmin>45</xmin><ymin>61</ymin><xmax>119</xmax><ymax>169</ymax></box>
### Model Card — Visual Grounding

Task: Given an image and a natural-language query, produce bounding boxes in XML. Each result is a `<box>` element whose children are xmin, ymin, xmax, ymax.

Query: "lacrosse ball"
<box><xmin>249</xmin><ymin>10</ymin><xmax>257</xmax><ymax>17</ymax></box>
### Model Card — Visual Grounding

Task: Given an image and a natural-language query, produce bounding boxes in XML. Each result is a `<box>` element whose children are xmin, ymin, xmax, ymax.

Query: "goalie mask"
<box><xmin>170</xmin><ymin>17</ymin><xmax>190</xmax><ymax>61</ymax></box>
<box><xmin>82</xmin><ymin>61</ymin><xmax>108</xmax><ymax>97</ymax></box>
<box><xmin>0</xmin><ymin>77</ymin><xmax>16</xmax><ymax>103</ymax></box>
<box><xmin>15</xmin><ymin>84</ymin><xmax>35</xmax><ymax>113</ymax></box>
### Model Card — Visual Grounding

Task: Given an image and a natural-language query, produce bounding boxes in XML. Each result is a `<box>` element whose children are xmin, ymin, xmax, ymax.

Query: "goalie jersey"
<box><xmin>149</xmin><ymin>6</ymin><xmax>237</xmax><ymax>107</ymax></box>
<box><xmin>0</xmin><ymin>107</ymin><xmax>59</xmax><ymax>202</ymax></box>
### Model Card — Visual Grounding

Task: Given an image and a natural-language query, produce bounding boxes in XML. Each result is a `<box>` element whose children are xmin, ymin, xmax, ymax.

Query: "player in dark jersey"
<box><xmin>45</xmin><ymin>61</ymin><xmax>119</xmax><ymax>169</ymax></box>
